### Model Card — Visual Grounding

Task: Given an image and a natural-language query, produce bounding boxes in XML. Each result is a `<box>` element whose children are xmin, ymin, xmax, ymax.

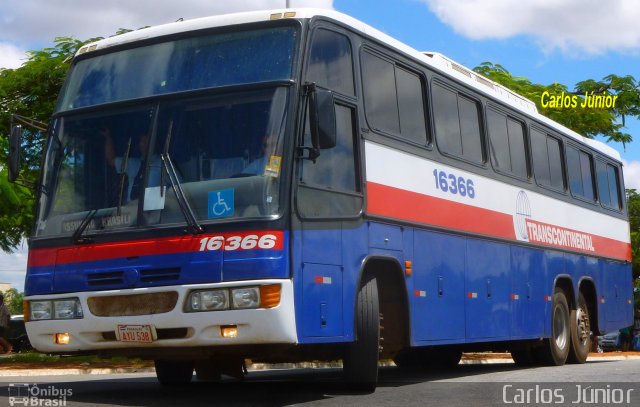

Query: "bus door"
<box><xmin>294</xmin><ymin>26</ymin><xmax>363</xmax><ymax>340</ymax></box>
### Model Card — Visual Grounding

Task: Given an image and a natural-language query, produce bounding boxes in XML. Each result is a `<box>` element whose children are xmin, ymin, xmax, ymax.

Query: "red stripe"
<box><xmin>367</xmin><ymin>181</ymin><xmax>631</xmax><ymax>262</ymax></box>
<box><xmin>367</xmin><ymin>181</ymin><xmax>515</xmax><ymax>240</ymax></box>
<box><xmin>28</xmin><ymin>230</ymin><xmax>284</xmax><ymax>268</ymax></box>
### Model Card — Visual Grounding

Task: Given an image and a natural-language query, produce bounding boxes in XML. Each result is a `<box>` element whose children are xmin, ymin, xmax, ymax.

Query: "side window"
<box><xmin>361</xmin><ymin>51</ymin><xmax>398</xmax><ymax>134</ymax></box>
<box><xmin>607</xmin><ymin>164</ymin><xmax>622</xmax><ymax>209</ymax></box>
<box><xmin>547</xmin><ymin>137</ymin><xmax>564</xmax><ymax>190</ymax></box>
<box><xmin>361</xmin><ymin>50</ymin><xmax>427</xmax><ymax>145</ymax></box>
<box><xmin>301</xmin><ymin>104</ymin><xmax>359</xmax><ymax>192</ymax></box>
<box><xmin>298</xmin><ymin>103</ymin><xmax>362</xmax><ymax>218</ymax></box>
<box><xmin>432</xmin><ymin>82</ymin><xmax>483</xmax><ymax>163</ymax></box>
<box><xmin>597</xmin><ymin>160</ymin><xmax>622</xmax><ymax>210</ymax></box>
<box><xmin>567</xmin><ymin>145</ymin><xmax>595</xmax><ymax>201</ymax></box>
<box><xmin>531</xmin><ymin>129</ymin><xmax>565</xmax><ymax>190</ymax></box>
<box><xmin>307</xmin><ymin>29</ymin><xmax>354</xmax><ymax>96</ymax></box>
<box><xmin>487</xmin><ymin>108</ymin><xmax>528</xmax><ymax>178</ymax></box>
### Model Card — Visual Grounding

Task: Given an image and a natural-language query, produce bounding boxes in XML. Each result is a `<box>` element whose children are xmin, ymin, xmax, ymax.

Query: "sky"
<box><xmin>1</xmin><ymin>0</ymin><xmax>640</xmax><ymax>291</ymax></box>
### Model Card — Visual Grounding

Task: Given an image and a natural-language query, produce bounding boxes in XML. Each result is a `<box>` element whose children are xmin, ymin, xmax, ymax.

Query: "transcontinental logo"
<box><xmin>525</xmin><ymin>219</ymin><xmax>595</xmax><ymax>252</ymax></box>
<box><xmin>514</xmin><ymin>190</ymin><xmax>595</xmax><ymax>253</ymax></box>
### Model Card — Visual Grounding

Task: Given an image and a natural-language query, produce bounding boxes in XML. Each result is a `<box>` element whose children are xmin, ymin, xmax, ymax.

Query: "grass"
<box><xmin>0</xmin><ymin>351</ymin><xmax>148</xmax><ymax>366</ymax></box>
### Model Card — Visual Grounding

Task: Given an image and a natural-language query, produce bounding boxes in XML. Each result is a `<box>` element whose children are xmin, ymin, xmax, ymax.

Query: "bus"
<box><xmin>8</xmin><ymin>8</ymin><xmax>633</xmax><ymax>389</ymax></box>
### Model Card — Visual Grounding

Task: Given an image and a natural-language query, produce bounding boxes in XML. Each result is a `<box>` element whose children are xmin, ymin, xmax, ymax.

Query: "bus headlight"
<box><xmin>29</xmin><ymin>298</ymin><xmax>83</xmax><ymax>321</ymax></box>
<box><xmin>54</xmin><ymin>299</ymin><xmax>83</xmax><ymax>319</ymax></box>
<box><xmin>185</xmin><ymin>285</ymin><xmax>280</xmax><ymax>312</ymax></box>
<box><xmin>187</xmin><ymin>289</ymin><xmax>229</xmax><ymax>311</ymax></box>
<box><xmin>231</xmin><ymin>287</ymin><xmax>260</xmax><ymax>309</ymax></box>
<box><xmin>30</xmin><ymin>301</ymin><xmax>52</xmax><ymax>321</ymax></box>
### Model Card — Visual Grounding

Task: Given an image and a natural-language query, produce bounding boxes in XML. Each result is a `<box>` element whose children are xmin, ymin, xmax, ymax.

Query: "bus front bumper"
<box><xmin>24</xmin><ymin>279</ymin><xmax>297</xmax><ymax>354</ymax></box>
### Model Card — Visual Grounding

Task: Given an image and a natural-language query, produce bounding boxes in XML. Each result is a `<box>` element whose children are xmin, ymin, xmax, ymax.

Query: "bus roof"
<box><xmin>76</xmin><ymin>8</ymin><xmax>622</xmax><ymax>162</ymax></box>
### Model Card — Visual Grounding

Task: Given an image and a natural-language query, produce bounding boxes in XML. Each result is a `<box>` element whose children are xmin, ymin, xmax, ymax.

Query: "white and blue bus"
<box><xmin>10</xmin><ymin>9</ymin><xmax>633</xmax><ymax>389</ymax></box>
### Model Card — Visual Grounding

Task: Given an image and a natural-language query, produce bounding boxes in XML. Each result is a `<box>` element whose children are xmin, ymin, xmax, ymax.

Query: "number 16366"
<box><xmin>433</xmin><ymin>169</ymin><xmax>476</xmax><ymax>198</ymax></box>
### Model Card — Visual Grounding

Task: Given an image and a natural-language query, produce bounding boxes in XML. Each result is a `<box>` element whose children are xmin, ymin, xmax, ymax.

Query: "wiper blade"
<box><xmin>161</xmin><ymin>154</ymin><xmax>202</xmax><ymax>235</ymax></box>
<box><xmin>116</xmin><ymin>137</ymin><xmax>133</xmax><ymax>215</ymax></box>
<box><xmin>71</xmin><ymin>209</ymin><xmax>98</xmax><ymax>244</ymax></box>
<box><xmin>160</xmin><ymin>119</ymin><xmax>202</xmax><ymax>235</ymax></box>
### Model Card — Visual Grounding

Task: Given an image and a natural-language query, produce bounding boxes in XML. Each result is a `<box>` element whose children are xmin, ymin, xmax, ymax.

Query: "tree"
<box><xmin>0</xmin><ymin>37</ymin><xmax>103</xmax><ymax>251</ymax></box>
<box><xmin>628</xmin><ymin>189</ymin><xmax>640</xmax><ymax>280</ymax></box>
<box><xmin>2</xmin><ymin>288</ymin><xmax>24</xmax><ymax>315</ymax></box>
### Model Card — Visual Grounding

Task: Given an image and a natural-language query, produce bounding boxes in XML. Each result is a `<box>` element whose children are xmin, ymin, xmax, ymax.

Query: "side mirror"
<box><xmin>8</xmin><ymin>124</ymin><xmax>22</xmax><ymax>182</ymax></box>
<box><xmin>306</xmin><ymin>84</ymin><xmax>336</xmax><ymax>161</ymax></box>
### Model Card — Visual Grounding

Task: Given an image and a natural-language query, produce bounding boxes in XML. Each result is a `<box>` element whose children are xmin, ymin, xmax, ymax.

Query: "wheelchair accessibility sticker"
<box><xmin>208</xmin><ymin>189</ymin><xmax>234</xmax><ymax>219</ymax></box>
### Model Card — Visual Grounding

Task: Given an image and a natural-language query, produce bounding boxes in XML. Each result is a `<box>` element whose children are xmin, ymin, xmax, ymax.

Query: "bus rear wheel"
<box><xmin>534</xmin><ymin>288</ymin><xmax>570</xmax><ymax>366</ymax></box>
<box><xmin>154</xmin><ymin>360</ymin><xmax>194</xmax><ymax>386</ymax></box>
<box><xmin>343</xmin><ymin>275</ymin><xmax>380</xmax><ymax>392</ymax></box>
<box><xmin>567</xmin><ymin>292</ymin><xmax>591</xmax><ymax>364</ymax></box>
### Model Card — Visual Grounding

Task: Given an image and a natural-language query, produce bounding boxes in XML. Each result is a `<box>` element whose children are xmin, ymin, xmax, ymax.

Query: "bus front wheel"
<box><xmin>154</xmin><ymin>360</ymin><xmax>194</xmax><ymax>386</ymax></box>
<box><xmin>535</xmin><ymin>287</ymin><xmax>570</xmax><ymax>366</ymax></box>
<box><xmin>343</xmin><ymin>275</ymin><xmax>380</xmax><ymax>392</ymax></box>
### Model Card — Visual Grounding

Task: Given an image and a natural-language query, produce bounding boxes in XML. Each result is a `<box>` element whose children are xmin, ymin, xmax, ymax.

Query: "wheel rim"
<box><xmin>553</xmin><ymin>304</ymin><xmax>569</xmax><ymax>350</ymax></box>
<box><xmin>576</xmin><ymin>307</ymin><xmax>590</xmax><ymax>346</ymax></box>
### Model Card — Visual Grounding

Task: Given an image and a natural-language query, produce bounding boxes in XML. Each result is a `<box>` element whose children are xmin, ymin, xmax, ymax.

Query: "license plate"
<box><xmin>116</xmin><ymin>324</ymin><xmax>155</xmax><ymax>343</ymax></box>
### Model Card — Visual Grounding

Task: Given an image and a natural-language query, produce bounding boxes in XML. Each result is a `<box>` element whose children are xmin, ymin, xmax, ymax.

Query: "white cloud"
<box><xmin>0</xmin><ymin>0</ymin><xmax>332</xmax><ymax>69</ymax></box>
<box><xmin>419</xmin><ymin>0</ymin><xmax>640</xmax><ymax>55</ymax></box>
<box><xmin>0</xmin><ymin>42</ymin><xmax>27</xmax><ymax>69</ymax></box>
<box><xmin>622</xmin><ymin>159</ymin><xmax>640</xmax><ymax>191</ymax></box>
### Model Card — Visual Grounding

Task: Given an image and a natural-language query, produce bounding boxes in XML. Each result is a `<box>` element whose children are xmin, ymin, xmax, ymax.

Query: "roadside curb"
<box><xmin>0</xmin><ymin>354</ymin><xmax>638</xmax><ymax>377</ymax></box>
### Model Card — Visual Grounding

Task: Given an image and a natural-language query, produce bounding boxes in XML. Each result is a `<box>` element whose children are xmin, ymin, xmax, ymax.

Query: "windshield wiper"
<box><xmin>161</xmin><ymin>120</ymin><xmax>203</xmax><ymax>235</ymax></box>
<box><xmin>71</xmin><ymin>209</ymin><xmax>98</xmax><ymax>244</ymax></box>
<box><xmin>116</xmin><ymin>137</ymin><xmax>132</xmax><ymax>215</ymax></box>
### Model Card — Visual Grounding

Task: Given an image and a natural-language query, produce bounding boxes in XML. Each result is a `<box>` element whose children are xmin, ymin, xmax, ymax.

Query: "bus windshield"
<box><xmin>56</xmin><ymin>26</ymin><xmax>297</xmax><ymax>111</ymax></box>
<box><xmin>36</xmin><ymin>86</ymin><xmax>288</xmax><ymax>238</ymax></box>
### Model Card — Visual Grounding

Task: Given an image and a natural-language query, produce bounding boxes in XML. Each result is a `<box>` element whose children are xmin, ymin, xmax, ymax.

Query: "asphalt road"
<box><xmin>1</xmin><ymin>360</ymin><xmax>639</xmax><ymax>406</ymax></box>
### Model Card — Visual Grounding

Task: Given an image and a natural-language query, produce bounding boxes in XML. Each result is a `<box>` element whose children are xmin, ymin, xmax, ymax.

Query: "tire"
<box><xmin>343</xmin><ymin>275</ymin><xmax>380</xmax><ymax>392</ymax></box>
<box><xmin>154</xmin><ymin>360</ymin><xmax>194</xmax><ymax>386</ymax></box>
<box><xmin>567</xmin><ymin>292</ymin><xmax>591</xmax><ymax>364</ymax></box>
<box><xmin>534</xmin><ymin>287</ymin><xmax>571</xmax><ymax>366</ymax></box>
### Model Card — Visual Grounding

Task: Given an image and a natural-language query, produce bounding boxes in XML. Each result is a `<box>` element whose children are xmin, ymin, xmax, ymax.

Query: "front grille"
<box><xmin>140</xmin><ymin>267</ymin><xmax>180</xmax><ymax>283</ymax></box>
<box><xmin>86</xmin><ymin>267</ymin><xmax>181</xmax><ymax>288</ymax></box>
<box><xmin>87</xmin><ymin>291</ymin><xmax>179</xmax><ymax>317</ymax></box>
<box><xmin>87</xmin><ymin>271</ymin><xmax>124</xmax><ymax>287</ymax></box>
<box><xmin>101</xmin><ymin>328</ymin><xmax>189</xmax><ymax>341</ymax></box>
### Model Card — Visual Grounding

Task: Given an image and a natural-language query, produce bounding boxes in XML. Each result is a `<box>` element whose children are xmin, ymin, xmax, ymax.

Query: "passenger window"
<box><xmin>487</xmin><ymin>108</ymin><xmax>528</xmax><ymax>178</ymax></box>
<box><xmin>531</xmin><ymin>129</ymin><xmax>564</xmax><ymax>190</ymax></box>
<box><xmin>433</xmin><ymin>83</ymin><xmax>484</xmax><ymax>164</ymax></box>
<box><xmin>361</xmin><ymin>50</ymin><xmax>427</xmax><ymax>145</ymax></box>
<box><xmin>307</xmin><ymin>29</ymin><xmax>354</xmax><ymax>96</ymax></box>
<box><xmin>361</xmin><ymin>51</ymin><xmax>399</xmax><ymax>135</ymax></box>
<box><xmin>567</xmin><ymin>146</ymin><xmax>595</xmax><ymax>201</ymax></box>
<box><xmin>547</xmin><ymin>137</ymin><xmax>564</xmax><ymax>190</ymax></box>
<box><xmin>597</xmin><ymin>160</ymin><xmax>622</xmax><ymax>210</ymax></box>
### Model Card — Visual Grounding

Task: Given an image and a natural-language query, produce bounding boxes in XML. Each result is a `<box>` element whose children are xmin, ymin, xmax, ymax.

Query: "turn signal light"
<box><xmin>260</xmin><ymin>284</ymin><xmax>281</xmax><ymax>308</ymax></box>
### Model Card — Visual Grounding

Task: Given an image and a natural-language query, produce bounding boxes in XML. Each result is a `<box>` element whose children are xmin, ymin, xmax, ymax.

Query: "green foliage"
<box><xmin>473</xmin><ymin>62</ymin><xmax>636</xmax><ymax>145</ymax></box>
<box><xmin>0</xmin><ymin>37</ymin><xmax>100</xmax><ymax>251</ymax></box>
<box><xmin>628</xmin><ymin>189</ymin><xmax>640</xmax><ymax>280</ymax></box>
<box><xmin>2</xmin><ymin>288</ymin><xmax>23</xmax><ymax>315</ymax></box>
